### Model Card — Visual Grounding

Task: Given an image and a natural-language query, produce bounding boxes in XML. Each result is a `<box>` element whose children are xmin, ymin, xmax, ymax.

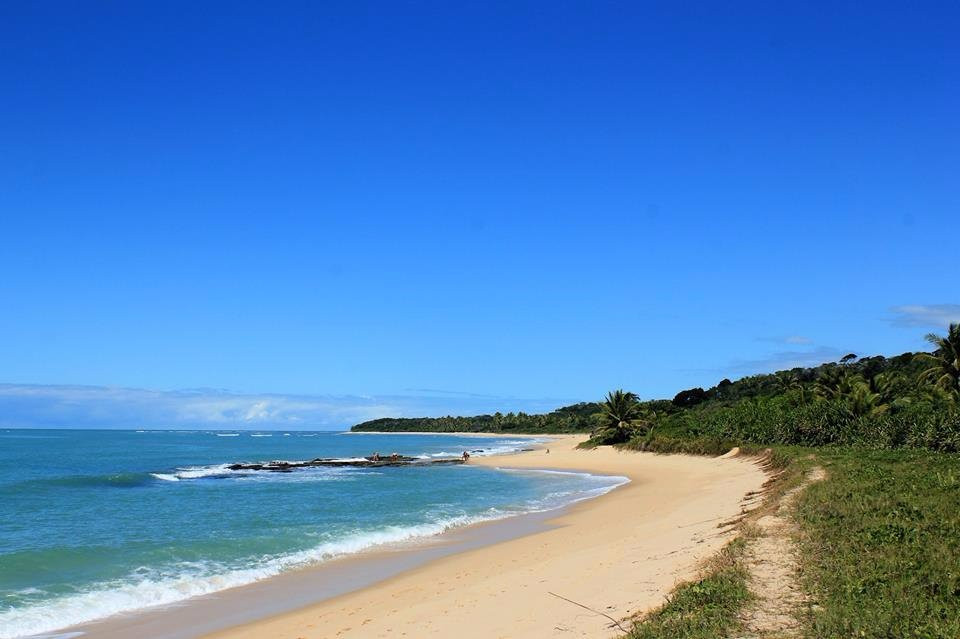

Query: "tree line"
<box><xmin>591</xmin><ymin>323</ymin><xmax>960</xmax><ymax>451</ymax></box>
<box><xmin>353</xmin><ymin>323</ymin><xmax>960</xmax><ymax>451</ymax></box>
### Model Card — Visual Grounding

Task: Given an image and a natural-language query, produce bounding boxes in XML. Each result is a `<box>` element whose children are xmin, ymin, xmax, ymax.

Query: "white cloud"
<box><xmin>0</xmin><ymin>384</ymin><xmax>566</xmax><ymax>430</ymax></box>
<box><xmin>890</xmin><ymin>304</ymin><xmax>960</xmax><ymax>328</ymax></box>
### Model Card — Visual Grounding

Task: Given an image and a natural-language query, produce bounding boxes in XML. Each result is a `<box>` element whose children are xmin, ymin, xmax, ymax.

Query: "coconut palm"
<box><xmin>770</xmin><ymin>371</ymin><xmax>812</xmax><ymax>404</ymax></box>
<box><xmin>843</xmin><ymin>379</ymin><xmax>890</xmax><ymax>418</ymax></box>
<box><xmin>866</xmin><ymin>372</ymin><xmax>911</xmax><ymax>410</ymax></box>
<box><xmin>815</xmin><ymin>367</ymin><xmax>858</xmax><ymax>400</ymax></box>
<box><xmin>916</xmin><ymin>323</ymin><xmax>960</xmax><ymax>402</ymax></box>
<box><xmin>592</xmin><ymin>389</ymin><xmax>645</xmax><ymax>444</ymax></box>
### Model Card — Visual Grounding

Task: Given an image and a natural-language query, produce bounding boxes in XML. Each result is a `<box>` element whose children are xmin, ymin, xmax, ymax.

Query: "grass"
<box><xmin>624</xmin><ymin>538</ymin><xmax>752</xmax><ymax>639</ymax></box>
<box><xmin>618</xmin><ymin>441</ymin><xmax>960</xmax><ymax>638</ymax></box>
<box><xmin>796</xmin><ymin>448</ymin><xmax>960</xmax><ymax>638</ymax></box>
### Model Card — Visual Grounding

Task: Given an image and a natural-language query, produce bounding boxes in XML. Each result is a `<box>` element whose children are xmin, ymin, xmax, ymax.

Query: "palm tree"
<box><xmin>814</xmin><ymin>367</ymin><xmax>858</xmax><ymax>400</ymax></box>
<box><xmin>844</xmin><ymin>379</ymin><xmax>890</xmax><ymax>418</ymax></box>
<box><xmin>916</xmin><ymin>323</ymin><xmax>960</xmax><ymax>402</ymax></box>
<box><xmin>769</xmin><ymin>371</ymin><xmax>813</xmax><ymax>404</ymax></box>
<box><xmin>866</xmin><ymin>372</ymin><xmax>911</xmax><ymax>410</ymax></box>
<box><xmin>592</xmin><ymin>389</ymin><xmax>645</xmax><ymax>444</ymax></box>
<box><xmin>771</xmin><ymin>371</ymin><xmax>797</xmax><ymax>393</ymax></box>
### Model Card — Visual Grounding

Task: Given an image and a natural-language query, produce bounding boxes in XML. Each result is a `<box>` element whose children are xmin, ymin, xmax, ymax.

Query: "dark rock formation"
<box><xmin>226</xmin><ymin>456</ymin><xmax>465</xmax><ymax>472</ymax></box>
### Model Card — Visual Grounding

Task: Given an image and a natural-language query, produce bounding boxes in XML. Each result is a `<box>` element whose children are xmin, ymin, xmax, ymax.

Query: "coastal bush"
<box><xmin>624</xmin><ymin>396</ymin><xmax>958</xmax><ymax>453</ymax></box>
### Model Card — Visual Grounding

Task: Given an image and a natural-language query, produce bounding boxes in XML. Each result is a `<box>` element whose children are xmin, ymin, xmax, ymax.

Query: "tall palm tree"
<box><xmin>916</xmin><ymin>323</ymin><xmax>960</xmax><ymax>402</ymax></box>
<box><xmin>593</xmin><ymin>389</ymin><xmax>644</xmax><ymax>443</ymax></box>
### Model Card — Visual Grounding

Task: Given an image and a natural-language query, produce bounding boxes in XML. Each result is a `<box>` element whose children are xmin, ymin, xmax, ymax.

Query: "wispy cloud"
<box><xmin>889</xmin><ymin>304</ymin><xmax>960</xmax><ymax>328</ymax></box>
<box><xmin>724</xmin><ymin>346</ymin><xmax>850</xmax><ymax>375</ymax></box>
<box><xmin>757</xmin><ymin>335</ymin><xmax>814</xmax><ymax>346</ymax></box>
<box><xmin>0</xmin><ymin>384</ymin><xmax>567</xmax><ymax>430</ymax></box>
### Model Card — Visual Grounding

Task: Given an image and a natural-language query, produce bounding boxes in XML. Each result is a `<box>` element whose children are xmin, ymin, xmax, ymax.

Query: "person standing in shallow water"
<box><xmin>461</xmin><ymin>451</ymin><xmax>470</xmax><ymax>461</ymax></box>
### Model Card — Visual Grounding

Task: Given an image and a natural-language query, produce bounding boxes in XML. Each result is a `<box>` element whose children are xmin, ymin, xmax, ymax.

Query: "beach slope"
<box><xmin>207</xmin><ymin>435</ymin><xmax>766</xmax><ymax>639</ymax></box>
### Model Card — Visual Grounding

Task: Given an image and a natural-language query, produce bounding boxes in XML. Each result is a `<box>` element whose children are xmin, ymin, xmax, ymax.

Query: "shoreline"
<box><xmin>52</xmin><ymin>435</ymin><xmax>767</xmax><ymax>639</ymax></box>
<box><xmin>201</xmin><ymin>435</ymin><xmax>768</xmax><ymax>639</ymax></box>
<box><xmin>51</xmin><ymin>434</ymin><xmax>572</xmax><ymax>639</ymax></box>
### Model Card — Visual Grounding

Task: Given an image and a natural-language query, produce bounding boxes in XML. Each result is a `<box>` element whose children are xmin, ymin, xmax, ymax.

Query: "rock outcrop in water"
<box><xmin>226</xmin><ymin>456</ymin><xmax>466</xmax><ymax>472</ymax></box>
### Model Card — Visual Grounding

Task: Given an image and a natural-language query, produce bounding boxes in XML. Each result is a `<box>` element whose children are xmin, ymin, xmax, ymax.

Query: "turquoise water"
<box><xmin>0</xmin><ymin>430</ymin><xmax>625</xmax><ymax>638</ymax></box>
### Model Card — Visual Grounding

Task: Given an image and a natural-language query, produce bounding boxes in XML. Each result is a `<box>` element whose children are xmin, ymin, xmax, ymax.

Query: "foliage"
<box><xmin>350</xmin><ymin>402</ymin><xmax>599</xmax><ymax>433</ymax></box>
<box><xmin>591</xmin><ymin>389</ymin><xmax>649</xmax><ymax>444</ymax></box>
<box><xmin>609</xmin><ymin>325</ymin><xmax>960</xmax><ymax>452</ymax></box>
<box><xmin>916</xmin><ymin>322</ymin><xmax>960</xmax><ymax>402</ymax></box>
<box><xmin>672</xmin><ymin>387</ymin><xmax>708</xmax><ymax>408</ymax></box>
<box><xmin>354</xmin><ymin>326</ymin><xmax>959</xmax><ymax>449</ymax></box>
<box><xmin>631</xmin><ymin>395</ymin><xmax>959</xmax><ymax>452</ymax></box>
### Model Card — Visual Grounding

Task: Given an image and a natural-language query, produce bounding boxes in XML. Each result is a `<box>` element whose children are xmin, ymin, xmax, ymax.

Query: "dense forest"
<box><xmin>352</xmin><ymin>324</ymin><xmax>960</xmax><ymax>452</ymax></box>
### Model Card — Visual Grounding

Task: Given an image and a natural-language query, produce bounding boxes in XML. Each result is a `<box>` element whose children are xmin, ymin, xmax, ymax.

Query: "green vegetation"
<box><xmin>353</xmin><ymin>325</ymin><xmax>959</xmax><ymax>449</ymax></box>
<box><xmin>796</xmin><ymin>448</ymin><xmax>960</xmax><ymax>638</ymax></box>
<box><xmin>589</xmin><ymin>389</ymin><xmax>655</xmax><ymax>445</ymax></box>
<box><xmin>602</xmin><ymin>324</ymin><xmax>960</xmax><ymax>452</ymax></box>
<box><xmin>916</xmin><ymin>322</ymin><xmax>960</xmax><ymax>403</ymax></box>
<box><xmin>625</xmin><ymin>538</ymin><xmax>752</xmax><ymax>639</ymax></box>
<box><xmin>350</xmin><ymin>402</ymin><xmax>598</xmax><ymax>433</ymax></box>
<box><xmin>618</xmin><ymin>326</ymin><xmax>960</xmax><ymax>638</ymax></box>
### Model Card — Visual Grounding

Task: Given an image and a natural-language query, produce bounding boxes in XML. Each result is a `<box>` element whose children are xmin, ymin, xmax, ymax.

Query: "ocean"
<box><xmin>0</xmin><ymin>429</ymin><xmax>625</xmax><ymax>638</ymax></box>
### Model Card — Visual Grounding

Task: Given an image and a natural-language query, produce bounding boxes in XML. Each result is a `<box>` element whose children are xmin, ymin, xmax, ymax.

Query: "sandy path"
<box><xmin>206</xmin><ymin>435</ymin><xmax>767</xmax><ymax>639</ymax></box>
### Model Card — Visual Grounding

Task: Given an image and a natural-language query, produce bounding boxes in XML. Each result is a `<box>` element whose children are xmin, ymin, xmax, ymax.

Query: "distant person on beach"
<box><xmin>461</xmin><ymin>451</ymin><xmax>470</xmax><ymax>461</ymax></box>
<box><xmin>546</xmin><ymin>448</ymin><xmax>550</xmax><ymax>454</ymax></box>
<box><xmin>390</xmin><ymin>452</ymin><xmax>399</xmax><ymax>461</ymax></box>
<box><xmin>372</xmin><ymin>452</ymin><xmax>380</xmax><ymax>462</ymax></box>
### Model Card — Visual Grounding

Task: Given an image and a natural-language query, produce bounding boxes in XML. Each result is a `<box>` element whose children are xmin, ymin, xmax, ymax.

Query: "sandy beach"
<box><xmin>205</xmin><ymin>435</ymin><xmax>768</xmax><ymax>639</ymax></box>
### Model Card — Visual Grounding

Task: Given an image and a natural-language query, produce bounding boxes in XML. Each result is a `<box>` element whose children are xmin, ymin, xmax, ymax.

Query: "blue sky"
<box><xmin>1</xmin><ymin>2</ymin><xmax>958</xmax><ymax>428</ymax></box>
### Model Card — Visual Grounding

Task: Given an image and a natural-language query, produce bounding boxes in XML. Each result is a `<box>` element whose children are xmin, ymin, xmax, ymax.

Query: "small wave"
<box><xmin>216</xmin><ymin>433</ymin><xmax>240</xmax><ymax>437</ymax></box>
<box><xmin>166</xmin><ymin>464</ymin><xmax>237</xmax><ymax>480</ymax></box>
<box><xmin>250</xmin><ymin>433</ymin><xmax>272</xmax><ymax>437</ymax></box>
<box><xmin>0</xmin><ymin>466</ymin><xmax>626</xmax><ymax>638</ymax></box>
<box><xmin>147</xmin><ymin>463</ymin><xmax>353</xmax><ymax>483</ymax></box>
<box><xmin>0</xmin><ymin>512</ymin><xmax>511</xmax><ymax>638</ymax></box>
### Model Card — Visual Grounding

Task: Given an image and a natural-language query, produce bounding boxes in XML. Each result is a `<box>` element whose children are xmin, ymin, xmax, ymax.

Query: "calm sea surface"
<box><xmin>0</xmin><ymin>430</ymin><xmax>625</xmax><ymax>638</ymax></box>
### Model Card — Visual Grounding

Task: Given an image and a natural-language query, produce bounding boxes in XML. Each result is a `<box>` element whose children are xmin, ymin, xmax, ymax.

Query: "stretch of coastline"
<box><xmin>206</xmin><ymin>434</ymin><xmax>767</xmax><ymax>639</ymax></box>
